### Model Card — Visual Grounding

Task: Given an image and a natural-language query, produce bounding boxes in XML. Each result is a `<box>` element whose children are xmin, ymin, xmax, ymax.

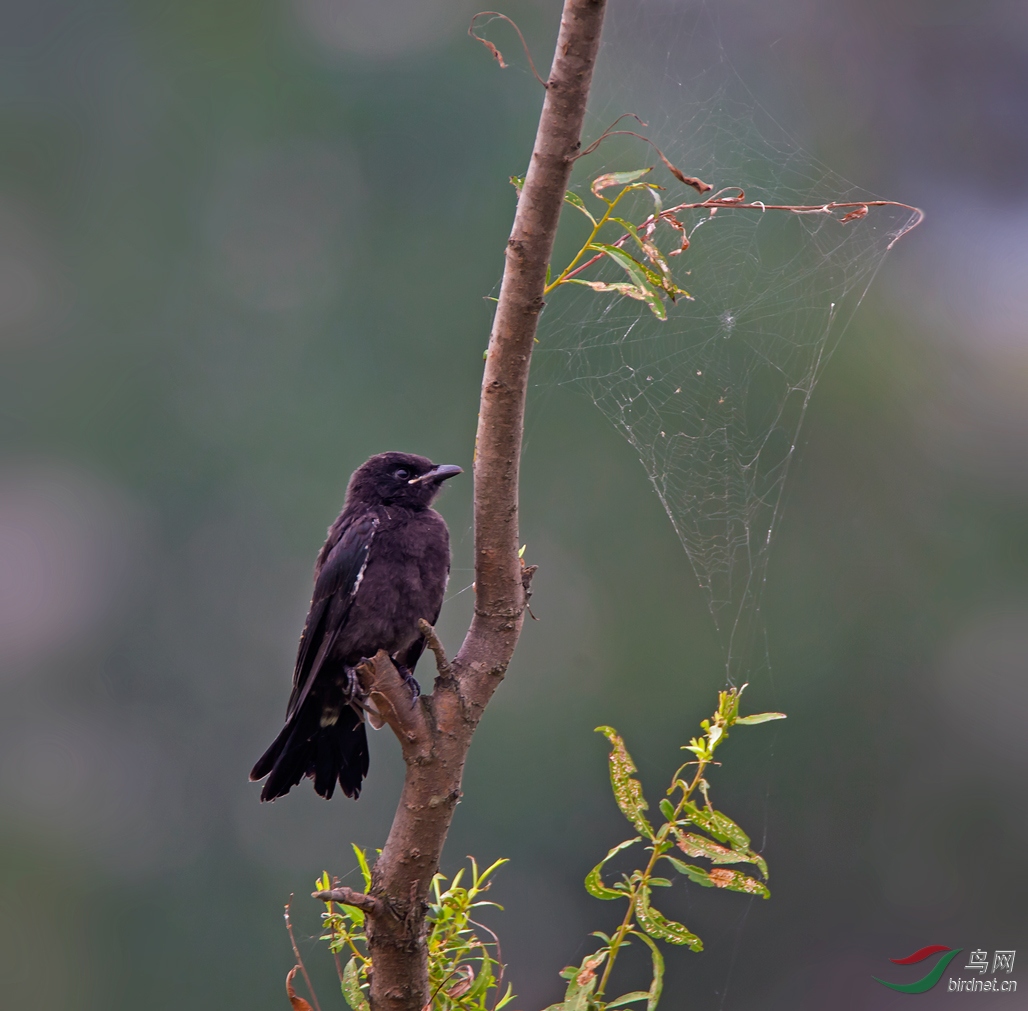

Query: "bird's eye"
<box><xmin>394</xmin><ymin>468</ymin><xmax>410</xmax><ymax>480</ymax></box>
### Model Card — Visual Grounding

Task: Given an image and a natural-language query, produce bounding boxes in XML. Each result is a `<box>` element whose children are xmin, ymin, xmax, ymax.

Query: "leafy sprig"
<box><xmin>313</xmin><ymin>851</ymin><xmax>513</xmax><ymax>1011</ymax></box>
<box><xmin>545</xmin><ymin>685</ymin><xmax>785</xmax><ymax>1011</ymax></box>
<box><xmin>512</xmin><ymin>167</ymin><xmax>691</xmax><ymax>320</ymax></box>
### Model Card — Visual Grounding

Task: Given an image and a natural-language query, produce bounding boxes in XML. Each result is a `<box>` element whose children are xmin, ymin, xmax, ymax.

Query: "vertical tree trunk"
<box><xmin>319</xmin><ymin>4</ymin><xmax>609</xmax><ymax>1010</ymax></box>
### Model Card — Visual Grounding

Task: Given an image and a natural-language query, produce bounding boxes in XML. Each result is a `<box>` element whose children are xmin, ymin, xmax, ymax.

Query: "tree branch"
<box><xmin>361</xmin><ymin>5</ymin><xmax>609</xmax><ymax>1010</ymax></box>
<box><xmin>417</xmin><ymin>618</ymin><xmax>453</xmax><ymax>683</ymax></box>
<box><xmin>355</xmin><ymin>651</ymin><xmax>432</xmax><ymax>762</ymax></box>
<box><xmin>312</xmin><ymin>886</ymin><xmax>380</xmax><ymax>916</ymax></box>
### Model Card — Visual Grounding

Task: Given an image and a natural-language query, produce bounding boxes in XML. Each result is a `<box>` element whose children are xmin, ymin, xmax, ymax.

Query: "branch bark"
<box><xmin>360</xmin><ymin>4</ymin><xmax>608</xmax><ymax>1009</ymax></box>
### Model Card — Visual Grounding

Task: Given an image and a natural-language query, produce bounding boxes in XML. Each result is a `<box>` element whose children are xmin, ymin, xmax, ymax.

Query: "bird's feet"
<box><xmin>346</xmin><ymin>663</ymin><xmax>387</xmax><ymax>729</ymax></box>
<box><xmin>343</xmin><ymin>665</ymin><xmax>363</xmax><ymax>701</ymax></box>
<box><xmin>393</xmin><ymin>662</ymin><xmax>421</xmax><ymax>706</ymax></box>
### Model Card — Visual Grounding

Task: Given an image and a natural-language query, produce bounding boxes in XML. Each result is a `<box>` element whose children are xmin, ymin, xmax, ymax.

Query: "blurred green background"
<box><xmin>1</xmin><ymin>1</ymin><xmax>1025</xmax><ymax>1009</ymax></box>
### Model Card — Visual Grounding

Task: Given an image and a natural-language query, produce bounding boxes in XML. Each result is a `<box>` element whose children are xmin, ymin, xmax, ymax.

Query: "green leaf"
<box><xmin>681</xmin><ymin>804</ymin><xmax>751</xmax><ymax>852</ymax></box>
<box><xmin>586</xmin><ymin>243</ymin><xmax>652</xmax><ymax>290</ymax></box>
<box><xmin>558</xmin><ymin>951</ymin><xmax>607</xmax><ymax>1011</ymax></box>
<box><xmin>665</xmin><ymin>862</ymin><xmax>770</xmax><ymax>898</ymax></box>
<box><xmin>670</xmin><ymin>833</ymin><xmax>769</xmax><ymax>879</ymax></box>
<box><xmin>658</xmin><ymin>798</ymin><xmax>675</xmax><ymax>823</ymax></box>
<box><xmin>585</xmin><ymin>837</ymin><xmax>641</xmax><ymax>900</ymax></box>
<box><xmin>510</xmin><ymin>175</ymin><xmax>524</xmax><ymax>195</ymax></box>
<box><xmin>563</xmin><ymin>190</ymin><xmax>597</xmax><ymax>224</ymax></box>
<box><xmin>495</xmin><ymin>982</ymin><xmax>516</xmax><ymax>1010</ymax></box>
<box><xmin>605</xmin><ymin>992</ymin><xmax>651</xmax><ymax>1008</ymax></box>
<box><xmin>352</xmin><ymin>844</ymin><xmax>372</xmax><ymax>891</ymax></box>
<box><xmin>596</xmin><ymin>728</ymin><xmax>655</xmax><ymax>838</ymax></box>
<box><xmin>629</xmin><ymin>931</ymin><xmax>666</xmax><ymax>1011</ymax></box>
<box><xmin>341</xmin><ymin>957</ymin><xmax>369</xmax><ymax>1011</ymax></box>
<box><xmin>672</xmin><ymin>833</ymin><xmax>747</xmax><ymax>865</ymax></box>
<box><xmin>734</xmin><ymin>712</ymin><xmax>787</xmax><ymax>725</ymax></box>
<box><xmin>635</xmin><ymin>886</ymin><xmax>702</xmax><ymax>951</ymax></box>
<box><xmin>609</xmin><ymin>217</ymin><xmax>672</xmax><ymax>280</ymax></box>
<box><xmin>591</xmin><ymin>167</ymin><xmax>653</xmax><ymax>197</ymax></box>
<box><xmin>563</xmin><ymin>279</ymin><xmax>667</xmax><ymax>319</ymax></box>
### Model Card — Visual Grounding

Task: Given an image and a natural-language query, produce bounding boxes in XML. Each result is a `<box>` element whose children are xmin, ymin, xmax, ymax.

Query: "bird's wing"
<box><xmin>284</xmin><ymin>511</ymin><xmax>379</xmax><ymax>721</ymax></box>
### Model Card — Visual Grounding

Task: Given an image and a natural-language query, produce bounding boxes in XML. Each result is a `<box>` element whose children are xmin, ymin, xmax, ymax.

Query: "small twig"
<box><xmin>468</xmin><ymin>917</ymin><xmax>507</xmax><ymax>1010</ymax></box>
<box><xmin>521</xmin><ymin>563</ymin><xmax>539</xmax><ymax>621</ymax></box>
<box><xmin>285</xmin><ymin>901</ymin><xmax>323</xmax><ymax>1011</ymax></box>
<box><xmin>657</xmin><ymin>197</ymin><xmax>925</xmax><ymax>248</ymax></box>
<box><xmin>575</xmin><ymin>121</ymin><xmax>712</xmax><ymax>193</ymax></box>
<box><xmin>469</xmin><ymin>12</ymin><xmax>548</xmax><ymax>87</ymax></box>
<box><xmin>312</xmin><ymin>886</ymin><xmax>380</xmax><ymax>915</ymax></box>
<box><xmin>355</xmin><ymin>651</ymin><xmax>432</xmax><ymax>760</ymax></box>
<box><xmin>577</xmin><ymin>113</ymin><xmax>649</xmax><ymax>159</ymax></box>
<box><xmin>418</xmin><ymin>619</ymin><xmax>452</xmax><ymax>680</ymax></box>
<box><xmin>555</xmin><ymin>194</ymin><xmax>924</xmax><ymax>297</ymax></box>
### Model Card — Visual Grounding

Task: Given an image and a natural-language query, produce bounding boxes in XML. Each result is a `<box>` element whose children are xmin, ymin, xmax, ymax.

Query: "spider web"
<box><xmin>532</xmin><ymin>0</ymin><xmax>920</xmax><ymax>684</ymax></box>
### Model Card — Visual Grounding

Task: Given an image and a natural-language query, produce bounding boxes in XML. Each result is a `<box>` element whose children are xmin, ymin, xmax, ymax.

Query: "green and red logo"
<box><xmin>873</xmin><ymin>945</ymin><xmax>963</xmax><ymax>993</ymax></box>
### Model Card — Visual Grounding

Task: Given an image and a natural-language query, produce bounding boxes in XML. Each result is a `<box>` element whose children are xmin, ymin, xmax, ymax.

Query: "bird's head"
<box><xmin>346</xmin><ymin>452</ymin><xmax>463</xmax><ymax>509</ymax></box>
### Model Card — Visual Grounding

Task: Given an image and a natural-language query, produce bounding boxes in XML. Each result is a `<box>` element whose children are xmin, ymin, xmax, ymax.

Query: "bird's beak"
<box><xmin>409</xmin><ymin>464</ymin><xmax>463</xmax><ymax>485</ymax></box>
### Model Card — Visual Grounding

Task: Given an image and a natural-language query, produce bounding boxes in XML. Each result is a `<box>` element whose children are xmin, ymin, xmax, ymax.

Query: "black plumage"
<box><xmin>250</xmin><ymin>452</ymin><xmax>461</xmax><ymax>801</ymax></box>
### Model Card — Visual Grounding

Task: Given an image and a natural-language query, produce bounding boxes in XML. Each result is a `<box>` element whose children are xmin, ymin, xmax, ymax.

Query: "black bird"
<box><xmin>250</xmin><ymin>452</ymin><xmax>461</xmax><ymax>801</ymax></box>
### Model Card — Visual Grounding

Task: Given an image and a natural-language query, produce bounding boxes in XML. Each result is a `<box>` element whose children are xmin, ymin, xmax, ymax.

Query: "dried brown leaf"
<box><xmin>839</xmin><ymin>204</ymin><xmax>869</xmax><ymax>223</ymax></box>
<box><xmin>287</xmin><ymin>966</ymin><xmax>315</xmax><ymax>1011</ymax></box>
<box><xmin>658</xmin><ymin>151</ymin><xmax>712</xmax><ymax>194</ymax></box>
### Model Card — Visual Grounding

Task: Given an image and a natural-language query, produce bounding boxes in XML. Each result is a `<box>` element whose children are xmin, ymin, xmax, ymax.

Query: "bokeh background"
<box><xmin>1</xmin><ymin>1</ymin><xmax>1025</xmax><ymax>1009</ymax></box>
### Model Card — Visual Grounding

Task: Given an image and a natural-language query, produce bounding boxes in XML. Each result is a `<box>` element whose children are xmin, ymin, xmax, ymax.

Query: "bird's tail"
<box><xmin>250</xmin><ymin>704</ymin><xmax>369</xmax><ymax>802</ymax></box>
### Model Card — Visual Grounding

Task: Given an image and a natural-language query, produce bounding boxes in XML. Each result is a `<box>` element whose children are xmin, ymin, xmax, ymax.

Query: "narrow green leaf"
<box><xmin>563</xmin><ymin>279</ymin><xmax>666</xmax><ymax>319</ymax></box>
<box><xmin>629</xmin><ymin>931</ymin><xmax>666</xmax><ymax>1011</ymax></box>
<box><xmin>605</xmin><ymin>992</ymin><xmax>651</xmax><ymax>1008</ymax></box>
<box><xmin>596</xmin><ymin>728</ymin><xmax>655</xmax><ymax>838</ymax></box>
<box><xmin>658</xmin><ymin>798</ymin><xmax>675</xmax><ymax>823</ymax></box>
<box><xmin>563</xmin><ymin>190</ymin><xmax>598</xmax><ymax>224</ymax></box>
<box><xmin>681</xmin><ymin>804</ymin><xmax>751</xmax><ymax>852</ymax></box>
<box><xmin>467</xmin><ymin>962</ymin><xmax>492</xmax><ymax>1000</ymax></box>
<box><xmin>341</xmin><ymin>957</ymin><xmax>369</xmax><ymax>1011</ymax></box>
<box><xmin>666</xmin><ymin>862</ymin><xmax>770</xmax><ymax>898</ymax></box>
<box><xmin>585</xmin><ymin>836</ymin><xmax>641</xmax><ymax>900</ymax></box>
<box><xmin>671</xmin><ymin>833</ymin><xmax>769</xmax><ymax>879</ymax></box>
<box><xmin>672</xmin><ymin>834</ymin><xmax>751</xmax><ymax>865</ymax></box>
<box><xmin>635</xmin><ymin>887</ymin><xmax>702</xmax><ymax>951</ymax></box>
<box><xmin>559</xmin><ymin>951</ymin><xmax>606</xmax><ymax>1011</ymax></box>
<box><xmin>608</xmin><ymin>217</ymin><xmax>671</xmax><ymax>281</ymax></box>
<box><xmin>352</xmin><ymin>844</ymin><xmax>372</xmax><ymax>891</ymax></box>
<box><xmin>734</xmin><ymin>712</ymin><xmax>787</xmax><ymax>725</ymax></box>
<box><xmin>591</xmin><ymin>167</ymin><xmax>653</xmax><ymax>197</ymax></box>
<box><xmin>495</xmin><ymin>982</ymin><xmax>516</xmax><ymax>1010</ymax></box>
<box><xmin>586</xmin><ymin>243</ymin><xmax>651</xmax><ymax>289</ymax></box>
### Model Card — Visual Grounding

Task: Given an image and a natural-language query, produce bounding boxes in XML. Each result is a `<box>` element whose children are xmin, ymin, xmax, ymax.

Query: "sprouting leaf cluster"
<box><xmin>424</xmin><ymin>858</ymin><xmax>514</xmax><ymax>1011</ymax></box>
<box><xmin>512</xmin><ymin>167</ymin><xmax>693</xmax><ymax>320</ymax></box>
<box><xmin>546</xmin><ymin>686</ymin><xmax>785</xmax><ymax>1011</ymax></box>
<box><xmin>315</xmin><ymin>850</ymin><xmax>513</xmax><ymax>1011</ymax></box>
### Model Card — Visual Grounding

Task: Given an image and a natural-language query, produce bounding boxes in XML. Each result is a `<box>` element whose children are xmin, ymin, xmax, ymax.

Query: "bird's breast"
<box><xmin>334</xmin><ymin>511</ymin><xmax>449</xmax><ymax>661</ymax></box>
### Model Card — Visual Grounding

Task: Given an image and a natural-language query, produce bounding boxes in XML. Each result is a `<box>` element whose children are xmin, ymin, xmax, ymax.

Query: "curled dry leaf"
<box><xmin>839</xmin><ymin>204</ymin><xmax>869</xmax><ymax>223</ymax></box>
<box><xmin>656</xmin><ymin>150</ymin><xmax>712</xmax><ymax>193</ymax></box>
<box><xmin>286</xmin><ymin>966</ymin><xmax>315</xmax><ymax>1011</ymax></box>
<box><xmin>576</xmin><ymin>954</ymin><xmax>605</xmax><ymax>986</ymax></box>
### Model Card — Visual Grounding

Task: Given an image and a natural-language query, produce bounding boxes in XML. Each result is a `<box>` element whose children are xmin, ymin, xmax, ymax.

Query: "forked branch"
<box><xmin>359</xmin><ymin>4</ymin><xmax>610</xmax><ymax>1011</ymax></box>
